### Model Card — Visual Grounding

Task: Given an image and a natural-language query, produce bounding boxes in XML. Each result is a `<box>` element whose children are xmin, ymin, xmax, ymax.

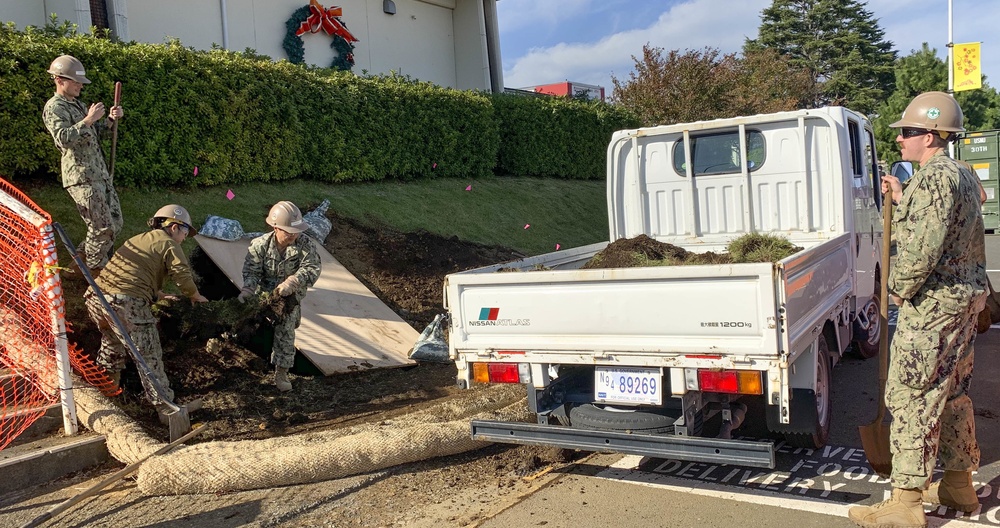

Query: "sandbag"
<box><xmin>199</xmin><ymin>215</ymin><xmax>245</xmax><ymax>241</ymax></box>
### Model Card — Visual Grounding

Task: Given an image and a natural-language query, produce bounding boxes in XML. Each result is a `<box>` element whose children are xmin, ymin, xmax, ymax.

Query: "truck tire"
<box><xmin>568</xmin><ymin>404</ymin><xmax>676</xmax><ymax>433</ymax></box>
<box><xmin>784</xmin><ymin>338</ymin><xmax>832</xmax><ymax>448</ymax></box>
<box><xmin>851</xmin><ymin>276</ymin><xmax>881</xmax><ymax>359</ymax></box>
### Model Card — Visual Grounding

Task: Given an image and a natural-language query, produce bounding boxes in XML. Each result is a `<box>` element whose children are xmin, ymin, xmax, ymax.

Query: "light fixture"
<box><xmin>383</xmin><ymin>0</ymin><xmax>396</xmax><ymax>15</ymax></box>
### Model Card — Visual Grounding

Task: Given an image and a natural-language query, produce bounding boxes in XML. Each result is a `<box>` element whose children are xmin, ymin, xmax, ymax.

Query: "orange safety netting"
<box><xmin>0</xmin><ymin>177</ymin><xmax>118</xmax><ymax>452</ymax></box>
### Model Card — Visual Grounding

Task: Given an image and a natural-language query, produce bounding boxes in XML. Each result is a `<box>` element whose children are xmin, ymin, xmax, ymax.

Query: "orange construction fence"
<box><xmin>0</xmin><ymin>177</ymin><xmax>118</xmax><ymax>451</ymax></box>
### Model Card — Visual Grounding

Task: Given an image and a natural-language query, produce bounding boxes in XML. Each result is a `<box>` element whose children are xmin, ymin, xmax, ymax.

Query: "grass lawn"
<box><xmin>15</xmin><ymin>175</ymin><xmax>610</xmax><ymax>260</ymax></box>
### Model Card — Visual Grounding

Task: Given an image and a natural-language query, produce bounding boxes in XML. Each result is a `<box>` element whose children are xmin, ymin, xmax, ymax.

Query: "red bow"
<box><xmin>296</xmin><ymin>0</ymin><xmax>359</xmax><ymax>42</ymax></box>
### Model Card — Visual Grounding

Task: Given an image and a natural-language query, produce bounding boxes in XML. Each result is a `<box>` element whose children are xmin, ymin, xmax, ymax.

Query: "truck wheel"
<box><xmin>784</xmin><ymin>338</ymin><xmax>832</xmax><ymax>448</ymax></box>
<box><xmin>568</xmin><ymin>404</ymin><xmax>676</xmax><ymax>433</ymax></box>
<box><xmin>851</xmin><ymin>295</ymin><xmax>880</xmax><ymax>359</ymax></box>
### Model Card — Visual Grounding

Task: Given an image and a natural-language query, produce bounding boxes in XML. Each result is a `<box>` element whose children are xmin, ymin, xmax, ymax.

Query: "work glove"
<box><xmin>237</xmin><ymin>287</ymin><xmax>255</xmax><ymax>303</ymax></box>
<box><xmin>274</xmin><ymin>275</ymin><xmax>300</xmax><ymax>297</ymax></box>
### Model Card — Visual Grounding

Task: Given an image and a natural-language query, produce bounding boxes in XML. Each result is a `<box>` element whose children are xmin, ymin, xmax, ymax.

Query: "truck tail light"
<box><xmin>697</xmin><ymin>369</ymin><xmax>763</xmax><ymax>395</ymax></box>
<box><xmin>471</xmin><ymin>362</ymin><xmax>527</xmax><ymax>384</ymax></box>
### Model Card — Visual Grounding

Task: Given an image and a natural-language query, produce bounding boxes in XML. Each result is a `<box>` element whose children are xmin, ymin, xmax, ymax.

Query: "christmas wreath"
<box><xmin>283</xmin><ymin>0</ymin><xmax>359</xmax><ymax>71</ymax></box>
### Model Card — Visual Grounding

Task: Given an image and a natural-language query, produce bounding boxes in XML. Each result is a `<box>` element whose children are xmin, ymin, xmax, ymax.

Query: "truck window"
<box><xmin>865</xmin><ymin>127</ymin><xmax>883</xmax><ymax>209</ymax></box>
<box><xmin>848</xmin><ymin>120</ymin><xmax>863</xmax><ymax>177</ymax></box>
<box><xmin>672</xmin><ymin>130</ymin><xmax>766</xmax><ymax>176</ymax></box>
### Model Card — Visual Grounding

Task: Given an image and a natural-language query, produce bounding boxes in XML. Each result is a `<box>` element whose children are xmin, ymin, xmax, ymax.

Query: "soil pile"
<box><xmin>582</xmin><ymin>233</ymin><xmax>801</xmax><ymax>269</ymax></box>
<box><xmin>60</xmin><ymin>210</ymin><xmax>523</xmax><ymax>443</ymax></box>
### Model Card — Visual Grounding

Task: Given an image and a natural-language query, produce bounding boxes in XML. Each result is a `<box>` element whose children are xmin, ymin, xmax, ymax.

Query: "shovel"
<box><xmin>859</xmin><ymin>191</ymin><xmax>893</xmax><ymax>477</ymax></box>
<box><xmin>108</xmin><ymin>81</ymin><xmax>121</xmax><ymax>181</ymax></box>
<box><xmin>52</xmin><ymin>223</ymin><xmax>192</xmax><ymax>441</ymax></box>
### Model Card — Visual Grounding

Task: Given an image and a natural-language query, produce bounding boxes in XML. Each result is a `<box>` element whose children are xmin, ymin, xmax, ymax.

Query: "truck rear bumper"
<box><xmin>471</xmin><ymin>420</ymin><xmax>775</xmax><ymax>469</ymax></box>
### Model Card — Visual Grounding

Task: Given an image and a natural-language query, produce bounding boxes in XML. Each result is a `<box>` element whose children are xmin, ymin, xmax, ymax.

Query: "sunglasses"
<box><xmin>900</xmin><ymin>128</ymin><xmax>932</xmax><ymax>138</ymax></box>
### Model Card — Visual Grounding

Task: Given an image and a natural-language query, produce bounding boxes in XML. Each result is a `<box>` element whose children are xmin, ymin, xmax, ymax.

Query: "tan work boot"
<box><xmin>274</xmin><ymin>367</ymin><xmax>292</xmax><ymax>392</ymax></box>
<box><xmin>848</xmin><ymin>488</ymin><xmax>926</xmax><ymax>528</ymax></box>
<box><xmin>924</xmin><ymin>470</ymin><xmax>979</xmax><ymax>513</ymax></box>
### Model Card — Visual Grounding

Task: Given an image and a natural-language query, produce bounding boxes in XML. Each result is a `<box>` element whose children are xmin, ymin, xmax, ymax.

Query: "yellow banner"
<box><xmin>954</xmin><ymin>42</ymin><xmax>982</xmax><ymax>92</ymax></box>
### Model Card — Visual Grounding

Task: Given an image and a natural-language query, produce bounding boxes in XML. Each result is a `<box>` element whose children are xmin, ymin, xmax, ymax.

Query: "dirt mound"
<box><xmin>67</xmin><ymin>210</ymin><xmax>524</xmax><ymax>444</ymax></box>
<box><xmin>582</xmin><ymin>233</ymin><xmax>801</xmax><ymax>269</ymax></box>
<box><xmin>581</xmin><ymin>234</ymin><xmax>690</xmax><ymax>268</ymax></box>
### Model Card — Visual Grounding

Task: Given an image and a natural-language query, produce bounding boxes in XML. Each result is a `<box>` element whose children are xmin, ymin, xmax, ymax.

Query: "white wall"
<box><xmin>3</xmin><ymin>0</ymin><xmax>84</xmax><ymax>30</ymax></box>
<box><xmin>0</xmin><ymin>0</ymin><xmax>493</xmax><ymax>90</ymax></box>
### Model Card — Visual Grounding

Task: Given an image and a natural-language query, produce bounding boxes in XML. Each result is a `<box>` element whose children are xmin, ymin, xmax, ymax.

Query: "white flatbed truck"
<box><xmin>444</xmin><ymin>107</ymin><xmax>885</xmax><ymax>468</ymax></box>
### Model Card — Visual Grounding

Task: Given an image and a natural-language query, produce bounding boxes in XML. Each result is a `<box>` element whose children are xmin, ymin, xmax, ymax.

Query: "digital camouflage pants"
<box><xmin>272</xmin><ymin>303</ymin><xmax>302</xmax><ymax>369</ymax></box>
<box><xmin>84</xmin><ymin>290</ymin><xmax>173</xmax><ymax>405</ymax></box>
<box><xmin>67</xmin><ymin>180</ymin><xmax>123</xmax><ymax>270</ymax></box>
<box><xmin>887</xmin><ymin>296</ymin><xmax>979</xmax><ymax>490</ymax></box>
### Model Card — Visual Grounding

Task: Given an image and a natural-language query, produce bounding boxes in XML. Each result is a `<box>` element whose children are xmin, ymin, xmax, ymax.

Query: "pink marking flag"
<box><xmin>193</xmin><ymin>166</ymin><xmax>198</xmax><ymax>176</ymax></box>
<box><xmin>465</xmin><ymin>185</ymin><xmax>472</xmax><ymax>191</ymax></box>
<box><xmin>556</xmin><ymin>244</ymin><xmax>561</xmax><ymax>250</ymax></box>
<box><xmin>524</xmin><ymin>224</ymin><xmax>530</xmax><ymax>230</ymax></box>
<box><xmin>226</xmin><ymin>189</ymin><xmax>235</xmax><ymax>200</ymax></box>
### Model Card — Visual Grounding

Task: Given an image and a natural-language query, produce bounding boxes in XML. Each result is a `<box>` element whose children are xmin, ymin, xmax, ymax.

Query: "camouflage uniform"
<box><xmin>886</xmin><ymin>151</ymin><xmax>987</xmax><ymax>490</ymax></box>
<box><xmin>242</xmin><ymin>232</ymin><xmax>322</xmax><ymax>368</ymax></box>
<box><xmin>42</xmin><ymin>93</ymin><xmax>123</xmax><ymax>269</ymax></box>
<box><xmin>85</xmin><ymin>229</ymin><xmax>201</xmax><ymax>405</ymax></box>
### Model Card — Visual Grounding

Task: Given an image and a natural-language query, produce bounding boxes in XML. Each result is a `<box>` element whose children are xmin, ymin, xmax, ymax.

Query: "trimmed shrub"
<box><xmin>1</xmin><ymin>23</ymin><xmax>633</xmax><ymax>186</ymax></box>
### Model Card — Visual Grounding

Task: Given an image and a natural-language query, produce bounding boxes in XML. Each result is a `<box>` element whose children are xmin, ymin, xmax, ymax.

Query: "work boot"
<box><xmin>274</xmin><ymin>367</ymin><xmax>292</xmax><ymax>392</ymax></box>
<box><xmin>88</xmin><ymin>267</ymin><xmax>103</xmax><ymax>280</ymax></box>
<box><xmin>924</xmin><ymin>470</ymin><xmax>979</xmax><ymax>513</ymax></box>
<box><xmin>848</xmin><ymin>488</ymin><xmax>926</xmax><ymax>528</ymax></box>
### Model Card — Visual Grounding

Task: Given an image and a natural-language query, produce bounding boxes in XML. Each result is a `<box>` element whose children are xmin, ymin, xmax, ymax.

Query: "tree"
<box><xmin>746</xmin><ymin>0</ymin><xmax>896</xmax><ymax>115</ymax></box>
<box><xmin>874</xmin><ymin>43</ymin><xmax>1000</xmax><ymax>164</ymax></box>
<box><xmin>610</xmin><ymin>45</ymin><xmax>811</xmax><ymax>126</ymax></box>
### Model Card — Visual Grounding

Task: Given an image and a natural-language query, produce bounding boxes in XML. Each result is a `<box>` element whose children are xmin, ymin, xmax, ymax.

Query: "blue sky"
<box><xmin>497</xmin><ymin>0</ymin><xmax>999</xmax><ymax>98</ymax></box>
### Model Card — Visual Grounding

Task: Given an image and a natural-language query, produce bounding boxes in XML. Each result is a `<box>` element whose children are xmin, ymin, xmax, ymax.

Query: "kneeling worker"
<box><xmin>86</xmin><ymin>205</ymin><xmax>208</xmax><ymax>405</ymax></box>
<box><xmin>239</xmin><ymin>201</ymin><xmax>321</xmax><ymax>392</ymax></box>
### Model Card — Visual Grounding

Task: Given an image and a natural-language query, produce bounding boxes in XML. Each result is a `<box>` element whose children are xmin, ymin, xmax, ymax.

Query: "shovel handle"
<box><xmin>876</xmin><ymin>191</ymin><xmax>892</xmax><ymax>421</ymax></box>
<box><xmin>51</xmin><ymin>223</ymin><xmax>179</xmax><ymax>413</ymax></box>
<box><xmin>109</xmin><ymin>81</ymin><xmax>121</xmax><ymax>180</ymax></box>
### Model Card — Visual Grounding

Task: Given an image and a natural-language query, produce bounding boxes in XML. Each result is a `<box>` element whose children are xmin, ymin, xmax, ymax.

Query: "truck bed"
<box><xmin>445</xmin><ymin>233</ymin><xmax>853</xmax><ymax>365</ymax></box>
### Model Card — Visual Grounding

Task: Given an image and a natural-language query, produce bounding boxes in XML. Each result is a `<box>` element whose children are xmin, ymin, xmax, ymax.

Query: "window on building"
<box><xmin>672</xmin><ymin>130</ymin><xmax>766</xmax><ymax>176</ymax></box>
<box><xmin>90</xmin><ymin>0</ymin><xmax>109</xmax><ymax>32</ymax></box>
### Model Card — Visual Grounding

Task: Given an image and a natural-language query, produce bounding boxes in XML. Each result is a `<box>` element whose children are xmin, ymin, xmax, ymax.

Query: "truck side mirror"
<box><xmin>890</xmin><ymin>161</ymin><xmax>913</xmax><ymax>184</ymax></box>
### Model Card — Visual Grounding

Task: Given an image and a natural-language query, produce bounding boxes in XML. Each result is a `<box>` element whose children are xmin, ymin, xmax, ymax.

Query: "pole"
<box><xmin>948</xmin><ymin>0</ymin><xmax>956</xmax><ymax>158</ymax></box>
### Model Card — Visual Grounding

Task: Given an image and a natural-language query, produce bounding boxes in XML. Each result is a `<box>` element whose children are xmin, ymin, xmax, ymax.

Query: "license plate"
<box><xmin>594</xmin><ymin>366</ymin><xmax>662</xmax><ymax>405</ymax></box>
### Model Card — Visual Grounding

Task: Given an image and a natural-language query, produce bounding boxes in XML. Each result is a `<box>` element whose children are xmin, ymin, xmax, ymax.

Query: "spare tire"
<box><xmin>568</xmin><ymin>404</ymin><xmax>676</xmax><ymax>433</ymax></box>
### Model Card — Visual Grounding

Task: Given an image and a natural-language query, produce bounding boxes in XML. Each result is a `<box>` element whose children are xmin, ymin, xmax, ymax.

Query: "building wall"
<box><xmin>2</xmin><ymin>0</ymin><xmax>494</xmax><ymax>91</ymax></box>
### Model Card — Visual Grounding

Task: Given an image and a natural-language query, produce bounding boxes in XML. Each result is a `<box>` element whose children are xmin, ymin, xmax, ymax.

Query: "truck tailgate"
<box><xmin>446</xmin><ymin>261</ymin><xmax>781</xmax><ymax>359</ymax></box>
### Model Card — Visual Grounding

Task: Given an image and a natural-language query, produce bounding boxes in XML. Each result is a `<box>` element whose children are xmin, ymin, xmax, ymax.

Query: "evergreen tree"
<box><xmin>874</xmin><ymin>43</ymin><xmax>1000</xmax><ymax>164</ymax></box>
<box><xmin>746</xmin><ymin>0</ymin><xmax>896</xmax><ymax>114</ymax></box>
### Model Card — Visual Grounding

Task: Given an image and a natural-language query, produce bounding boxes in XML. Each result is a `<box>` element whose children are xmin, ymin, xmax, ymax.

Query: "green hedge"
<box><xmin>492</xmin><ymin>94</ymin><xmax>639</xmax><ymax>179</ymax></box>
<box><xmin>0</xmin><ymin>23</ymin><xmax>636</xmax><ymax>186</ymax></box>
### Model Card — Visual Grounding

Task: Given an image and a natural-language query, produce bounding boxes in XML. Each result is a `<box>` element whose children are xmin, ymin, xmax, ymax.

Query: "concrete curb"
<box><xmin>0</xmin><ymin>435</ymin><xmax>109</xmax><ymax>495</ymax></box>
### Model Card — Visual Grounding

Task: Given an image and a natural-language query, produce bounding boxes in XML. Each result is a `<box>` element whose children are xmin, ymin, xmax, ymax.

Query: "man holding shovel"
<box><xmin>42</xmin><ymin>54</ymin><xmax>124</xmax><ymax>275</ymax></box>
<box><xmin>849</xmin><ymin>92</ymin><xmax>987</xmax><ymax>527</ymax></box>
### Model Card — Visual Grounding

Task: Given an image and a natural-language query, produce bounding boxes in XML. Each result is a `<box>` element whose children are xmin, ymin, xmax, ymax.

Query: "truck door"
<box><xmin>846</xmin><ymin>118</ymin><xmax>879</xmax><ymax>301</ymax></box>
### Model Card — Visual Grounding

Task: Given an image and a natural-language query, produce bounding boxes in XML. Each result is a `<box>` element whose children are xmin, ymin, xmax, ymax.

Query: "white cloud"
<box><xmin>502</xmin><ymin>0</ymin><xmax>1000</xmax><ymax>93</ymax></box>
<box><xmin>496</xmin><ymin>0</ymin><xmax>598</xmax><ymax>34</ymax></box>
<box><xmin>502</xmin><ymin>0</ymin><xmax>769</xmax><ymax>89</ymax></box>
